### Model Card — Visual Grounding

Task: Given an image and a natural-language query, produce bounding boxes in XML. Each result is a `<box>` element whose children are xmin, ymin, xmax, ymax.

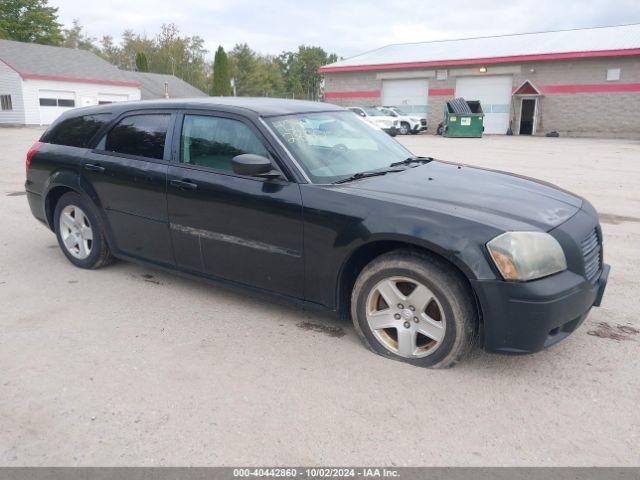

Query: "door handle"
<box><xmin>84</xmin><ymin>163</ymin><xmax>105</xmax><ymax>173</ymax></box>
<box><xmin>170</xmin><ymin>179</ymin><xmax>198</xmax><ymax>191</ymax></box>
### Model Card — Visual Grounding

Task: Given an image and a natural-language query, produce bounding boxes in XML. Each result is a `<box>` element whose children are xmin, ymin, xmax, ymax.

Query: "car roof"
<box><xmin>69</xmin><ymin>97</ymin><xmax>346</xmax><ymax>118</ymax></box>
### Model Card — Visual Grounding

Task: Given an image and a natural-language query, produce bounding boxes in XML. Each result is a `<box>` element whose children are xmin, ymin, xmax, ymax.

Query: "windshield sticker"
<box><xmin>272</xmin><ymin>120</ymin><xmax>306</xmax><ymax>144</ymax></box>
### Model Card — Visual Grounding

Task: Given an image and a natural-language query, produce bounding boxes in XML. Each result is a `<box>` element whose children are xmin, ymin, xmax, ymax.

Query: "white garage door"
<box><xmin>38</xmin><ymin>90</ymin><xmax>76</xmax><ymax>125</ymax></box>
<box><xmin>455</xmin><ymin>76</ymin><xmax>512</xmax><ymax>134</ymax></box>
<box><xmin>382</xmin><ymin>79</ymin><xmax>429</xmax><ymax>117</ymax></box>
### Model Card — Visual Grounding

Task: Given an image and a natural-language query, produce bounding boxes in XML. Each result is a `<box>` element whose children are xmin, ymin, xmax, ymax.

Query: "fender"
<box><xmin>326</xmin><ymin>201</ymin><xmax>503</xmax><ymax>312</ymax></box>
<box><xmin>42</xmin><ymin>169</ymin><xmax>119</xmax><ymax>252</ymax></box>
<box><xmin>42</xmin><ymin>168</ymin><xmax>81</xmax><ymax>228</ymax></box>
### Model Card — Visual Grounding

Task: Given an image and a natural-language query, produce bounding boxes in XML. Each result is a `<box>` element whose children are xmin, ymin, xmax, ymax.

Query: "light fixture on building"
<box><xmin>479</xmin><ymin>66</ymin><xmax>487</xmax><ymax>73</ymax></box>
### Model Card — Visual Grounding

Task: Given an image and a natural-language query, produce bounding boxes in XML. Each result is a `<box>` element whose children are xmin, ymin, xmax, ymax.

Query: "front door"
<box><xmin>83</xmin><ymin>111</ymin><xmax>175</xmax><ymax>264</ymax></box>
<box><xmin>167</xmin><ymin>112</ymin><xmax>304</xmax><ymax>299</ymax></box>
<box><xmin>519</xmin><ymin>98</ymin><xmax>537</xmax><ymax>135</ymax></box>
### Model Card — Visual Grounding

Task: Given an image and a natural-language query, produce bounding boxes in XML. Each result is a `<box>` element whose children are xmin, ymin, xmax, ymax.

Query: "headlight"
<box><xmin>486</xmin><ymin>232</ymin><xmax>567</xmax><ymax>281</ymax></box>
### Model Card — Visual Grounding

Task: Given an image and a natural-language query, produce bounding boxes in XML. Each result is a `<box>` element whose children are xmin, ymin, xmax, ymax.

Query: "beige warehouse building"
<box><xmin>320</xmin><ymin>24</ymin><xmax>640</xmax><ymax>137</ymax></box>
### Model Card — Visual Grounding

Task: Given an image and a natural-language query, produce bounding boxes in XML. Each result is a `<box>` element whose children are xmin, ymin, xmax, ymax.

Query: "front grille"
<box><xmin>581</xmin><ymin>228</ymin><xmax>602</xmax><ymax>283</ymax></box>
<box><xmin>420</xmin><ymin>119</ymin><xmax>427</xmax><ymax>126</ymax></box>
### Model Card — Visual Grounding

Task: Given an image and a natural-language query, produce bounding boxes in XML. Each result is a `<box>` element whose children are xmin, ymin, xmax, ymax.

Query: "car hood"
<box><xmin>335</xmin><ymin>160</ymin><xmax>583</xmax><ymax>231</ymax></box>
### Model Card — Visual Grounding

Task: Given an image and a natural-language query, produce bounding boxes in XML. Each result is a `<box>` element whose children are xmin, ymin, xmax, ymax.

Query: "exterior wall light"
<box><xmin>479</xmin><ymin>66</ymin><xmax>487</xmax><ymax>73</ymax></box>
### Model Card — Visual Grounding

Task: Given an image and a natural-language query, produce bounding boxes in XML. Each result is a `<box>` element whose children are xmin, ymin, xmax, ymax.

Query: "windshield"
<box><xmin>363</xmin><ymin>107</ymin><xmax>386</xmax><ymax>116</ymax></box>
<box><xmin>266</xmin><ymin>111</ymin><xmax>413</xmax><ymax>184</ymax></box>
<box><xmin>378</xmin><ymin>108</ymin><xmax>397</xmax><ymax>117</ymax></box>
<box><xmin>391</xmin><ymin>107</ymin><xmax>409</xmax><ymax>116</ymax></box>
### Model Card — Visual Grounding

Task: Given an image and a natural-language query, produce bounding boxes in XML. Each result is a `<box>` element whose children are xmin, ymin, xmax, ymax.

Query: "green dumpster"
<box><xmin>440</xmin><ymin>98</ymin><xmax>484</xmax><ymax>138</ymax></box>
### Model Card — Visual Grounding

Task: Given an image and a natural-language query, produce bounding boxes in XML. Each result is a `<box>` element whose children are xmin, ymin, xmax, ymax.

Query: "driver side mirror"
<box><xmin>232</xmin><ymin>154</ymin><xmax>281</xmax><ymax>179</ymax></box>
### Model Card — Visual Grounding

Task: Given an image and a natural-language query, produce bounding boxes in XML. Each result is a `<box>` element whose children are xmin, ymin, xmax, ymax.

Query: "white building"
<box><xmin>0</xmin><ymin>39</ymin><xmax>142</xmax><ymax>125</ymax></box>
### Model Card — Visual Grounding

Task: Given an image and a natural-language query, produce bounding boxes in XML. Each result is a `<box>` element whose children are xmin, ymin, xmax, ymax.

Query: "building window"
<box><xmin>39</xmin><ymin>98</ymin><xmax>76</xmax><ymax>107</ymax></box>
<box><xmin>1</xmin><ymin>95</ymin><xmax>13</xmax><ymax>111</ymax></box>
<box><xmin>606</xmin><ymin>68</ymin><xmax>621</xmax><ymax>81</ymax></box>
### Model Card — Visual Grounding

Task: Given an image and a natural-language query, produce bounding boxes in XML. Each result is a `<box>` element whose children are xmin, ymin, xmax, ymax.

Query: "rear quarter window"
<box><xmin>42</xmin><ymin>114</ymin><xmax>113</xmax><ymax>148</ymax></box>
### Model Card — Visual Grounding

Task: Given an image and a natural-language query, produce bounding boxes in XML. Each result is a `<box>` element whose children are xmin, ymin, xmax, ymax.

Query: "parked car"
<box><xmin>26</xmin><ymin>98</ymin><xmax>609</xmax><ymax>368</ymax></box>
<box><xmin>379</xmin><ymin>106</ymin><xmax>427</xmax><ymax>135</ymax></box>
<box><xmin>348</xmin><ymin>106</ymin><xmax>399</xmax><ymax>136</ymax></box>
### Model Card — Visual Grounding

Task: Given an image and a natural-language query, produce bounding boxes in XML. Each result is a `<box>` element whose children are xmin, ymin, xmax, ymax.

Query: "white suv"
<box><xmin>379</xmin><ymin>106</ymin><xmax>427</xmax><ymax>135</ymax></box>
<box><xmin>348</xmin><ymin>107</ymin><xmax>399</xmax><ymax>136</ymax></box>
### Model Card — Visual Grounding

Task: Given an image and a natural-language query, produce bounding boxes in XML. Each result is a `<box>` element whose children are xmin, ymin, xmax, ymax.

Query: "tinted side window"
<box><xmin>104</xmin><ymin>114</ymin><xmax>170</xmax><ymax>160</ymax></box>
<box><xmin>42</xmin><ymin>114</ymin><xmax>112</xmax><ymax>148</ymax></box>
<box><xmin>181</xmin><ymin>115</ymin><xmax>269</xmax><ymax>171</ymax></box>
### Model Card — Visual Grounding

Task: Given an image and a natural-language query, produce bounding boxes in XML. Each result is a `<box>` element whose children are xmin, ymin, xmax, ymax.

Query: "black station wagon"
<box><xmin>25</xmin><ymin>98</ymin><xmax>609</xmax><ymax>368</ymax></box>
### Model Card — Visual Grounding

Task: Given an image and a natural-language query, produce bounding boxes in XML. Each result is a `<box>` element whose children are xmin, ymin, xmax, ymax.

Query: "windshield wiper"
<box><xmin>389</xmin><ymin>156</ymin><xmax>433</xmax><ymax>167</ymax></box>
<box><xmin>333</xmin><ymin>168</ymin><xmax>405</xmax><ymax>184</ymax></box>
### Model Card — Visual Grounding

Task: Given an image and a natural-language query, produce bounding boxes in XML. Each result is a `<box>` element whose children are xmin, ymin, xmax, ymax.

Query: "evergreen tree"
<box><xmin>211</xmin><ymin>46</ymin><xmax>231</xmax><ymax>96</ymax></box>
<box><xmin>135</xmin><ymin>51</ymin><xmax>149</xmax><ymax>72</ymax></box>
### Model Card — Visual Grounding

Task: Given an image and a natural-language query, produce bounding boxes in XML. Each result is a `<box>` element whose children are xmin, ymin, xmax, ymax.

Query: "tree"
<box><xmin>98</xmin><ymin>24</ymin><xmax>208</xmax><ymax>92</ymax></box>
<box><xmin>98</xmin><ymin>35</ymin><xmax>121</xmax><ymax>65</ymax></box>
<box><xmin>0</xmin><ymin>0</ymin><xmax>63</xmax><ymax>45</ymax></box>
<box><xmin>211</xmin><ymin>46</ymin><xmax>231</xmax><ymax>96</ymax></box>
<box><xmin>228</xmin><ymin>43</ymin><xmax>285</xmax><ymax>97</ymax></box>
<box><xmin>135</xmin><ymin>51</ymin><xmax>149</xmax><ymax>72</ymax></box>
<box><xmin>279</xmin><ymin>46</ymin><xmax>338</xmax><ymax>100</ymax></box>
<box><xmin>62</xmin><ymin>18</ymin><xmax>97</xmax><ymax>52</ymax></box>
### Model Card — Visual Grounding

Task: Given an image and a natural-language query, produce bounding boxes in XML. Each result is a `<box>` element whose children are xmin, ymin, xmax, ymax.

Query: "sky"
<box><xmin>52</xmin><ymin>0</ymin><xmax>640</xmax><ymax>60</ymax></box>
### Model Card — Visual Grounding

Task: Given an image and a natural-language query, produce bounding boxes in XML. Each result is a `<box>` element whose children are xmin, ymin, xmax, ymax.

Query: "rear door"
<box><xmin>82</xmin><ymin>110</ymin><xmax>175</xmax><ymax>265</ymax></box>
<box><xmin>166</xmin><ymin>111</ymin><xmax>304</xmax><ymax>298</ymax></box>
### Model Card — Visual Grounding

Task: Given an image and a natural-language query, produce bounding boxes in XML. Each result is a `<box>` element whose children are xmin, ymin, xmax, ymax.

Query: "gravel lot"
<box><xmin>1</xmin><ymin>127</ymin><xmax>639</xmax><ymax>466</ymax></box>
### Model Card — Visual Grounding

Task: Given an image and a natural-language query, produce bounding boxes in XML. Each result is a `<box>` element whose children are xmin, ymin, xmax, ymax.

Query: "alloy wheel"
<box><xmin>59</xmin><ymin>205</ymin><xmax>93</xmax><ymax>259</ymax></box>
<box><xmin>365</xmin><ymin>276</ymin><xmax>446</xmax><ymax>358</ymax></box>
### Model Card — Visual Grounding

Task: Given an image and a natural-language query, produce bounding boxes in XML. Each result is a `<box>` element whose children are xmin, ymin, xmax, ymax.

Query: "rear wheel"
<box><xmin>54</xmin><ymin>192</ymin><xmax>114</xmax><ymax>269</ymax></box>
<box><xmin>351</xmin><ymin>250</ymin><xmax>476</xmax><ymax>368</ymax></box>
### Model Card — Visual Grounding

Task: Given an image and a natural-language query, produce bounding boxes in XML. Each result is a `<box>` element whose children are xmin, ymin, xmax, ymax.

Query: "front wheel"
<box><xmin>54</xmin><ymin>192</ymin><xmax>114</xmax><ymax>269</ymax></box>
<box><xmin>398</xmin><ymin>122</ymin><xmax>410</xmax><ymax>135</ymax></box>
<box><xmin>351</xmin><ymin>250</ymin><xmax>477</xmax><ymax>368</ymax></box>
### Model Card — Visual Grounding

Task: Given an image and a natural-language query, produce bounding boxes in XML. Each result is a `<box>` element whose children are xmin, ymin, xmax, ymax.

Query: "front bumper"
<box><xmin>472</xmin><ymin>264</ymin><xmax>609</xmax><ymax>354</ymax></box>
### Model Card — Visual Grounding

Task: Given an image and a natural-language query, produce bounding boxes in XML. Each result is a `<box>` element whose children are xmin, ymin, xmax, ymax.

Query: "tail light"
<box><xmin>26</xmin><ymin>141</ymin><xmax>42</xmax><ymax>174</ymax></box>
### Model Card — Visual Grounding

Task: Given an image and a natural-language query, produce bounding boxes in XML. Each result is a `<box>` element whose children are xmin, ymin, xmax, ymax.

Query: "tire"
<box><xmin>436</xmin><ymin>123</ymin><xmax>444</xmax><ymax>135</ymax></box>
<box><xmin>351</xmin><ymin>249</ymin><xmax>477</xmax><ymax>368</ymax></box>
<box><xmin>54</xmin><ymin>192</ymin><xmax>114</xmax><ymax>269</ymax></box>
<box><xmin>399</xmin><ymin>122</ymin><xmax>410</xmax><ymax>135</ymax></box>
